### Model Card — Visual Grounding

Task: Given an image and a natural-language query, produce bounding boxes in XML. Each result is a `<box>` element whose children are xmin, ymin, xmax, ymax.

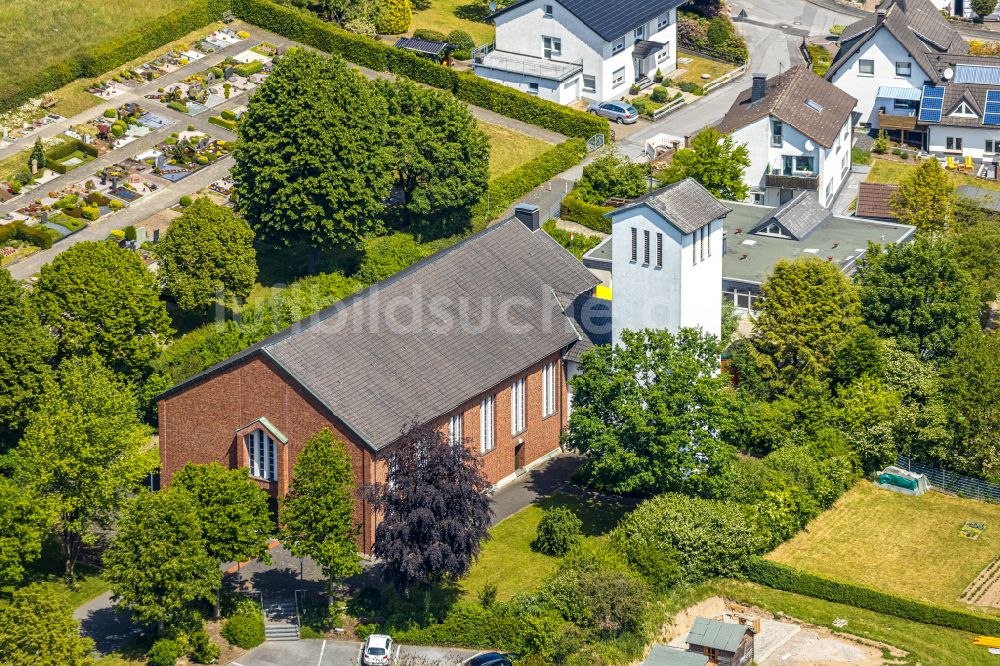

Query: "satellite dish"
<box><xmin>805</xmin><ymin>139</ymin><xmax>815</xmax><ymax>151</ymax></box>
<box><xmin>489</xmin><ymin>1</ymin><xmax>497</xmax><ymax>11</ymax></box>
<box><xmin>943</xmin><ymin>67</ymin><xmax>954</xmax><ymax>80</ymax></box>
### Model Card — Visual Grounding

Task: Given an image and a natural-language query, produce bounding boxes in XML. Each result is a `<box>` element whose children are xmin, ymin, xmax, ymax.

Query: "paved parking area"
<box><xmin>230</xmin><ymin>639</ymin><xmax>481</xmax><ymax>666</ymax></box>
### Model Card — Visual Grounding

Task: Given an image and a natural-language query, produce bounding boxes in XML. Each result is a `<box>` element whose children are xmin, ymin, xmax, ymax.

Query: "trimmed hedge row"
<box><xmin>0</xmin><ymin>0</ymin><xmax>231</xmax><ymax>114</ymax></box>
<box><xmin>209</xmin><ymin>115</ymin><xmax>239</xmax><ymax>131</ymax></box>
<box><xmin>560</xmin><ymin>189</ymin><xmax>612</xmax><ymax>233</ymax></box>
<box><xmin>745</xmin><ymin>558</ymin><xmax>1000</xmax><ymax>636</ymax></box>
<box><xmin>0</xmin><ymin>221</ymin><xmax>55</xmax><ymax>250</ymax></box>
<box><xmin>471</xmin><ymin>138</ymin><xmax>588</xmax><ymax>230</ymax></box>
<box><xmin>229</xmin><ymin>0</ymin><xmax>607</xmax><ymax>141</ymax></box>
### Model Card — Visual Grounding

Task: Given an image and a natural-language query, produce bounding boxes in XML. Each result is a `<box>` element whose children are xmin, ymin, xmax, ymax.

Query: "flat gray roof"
<box><xmin>722</xmin><ymin>201</ymin><xmax>915</xmax><ymax>285</ymax></box>
<box><xmin>642</xmin><ymin>645</ymin><xmax>709</xmax><ymax>666</ymax></box>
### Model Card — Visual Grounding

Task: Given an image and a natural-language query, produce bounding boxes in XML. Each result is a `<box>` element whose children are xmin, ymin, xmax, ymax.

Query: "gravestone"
<box><xmin>40</xmin><ymin>210</ymin><xmax>48</xmax><ymax>224</ymax></box>
<box><xmin>223</xmin><ymin>66</ymin><xmax>235</xmax><ymax>80</ymax></box>
<box><xmin>30</xmin><ymin>159</ymin><xmax>37</xmax><ymax>175</ymax></box>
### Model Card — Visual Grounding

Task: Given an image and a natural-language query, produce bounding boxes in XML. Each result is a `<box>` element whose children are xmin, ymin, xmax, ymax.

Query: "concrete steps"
<box><xmin>264</xmin><ymin>623</ymin><xmax>300</xmax><ymax>641</ymax></box>
<box><xmin>263</xmin><ymin>599</ymin><xmax>299</xmax><ymax>641</ymax></box>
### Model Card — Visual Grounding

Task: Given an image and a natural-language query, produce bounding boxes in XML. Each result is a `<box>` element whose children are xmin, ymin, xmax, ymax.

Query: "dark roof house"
<box><xmin>492</xmin><ymin>0</ymin><xmax>689</xmax><ymax>42</ymax></box>
<box><xmin>856</xmin><ymin>182</ymin><xmax>900</xmax><ymax>220</ymax></box>
<box><xmin>716</xmin><ymin>65</ymin><xmax>857</xmax><ymax>148</ymax></box>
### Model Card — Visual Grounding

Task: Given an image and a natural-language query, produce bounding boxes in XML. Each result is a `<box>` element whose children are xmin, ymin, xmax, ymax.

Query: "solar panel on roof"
<box><xmin>918</xmin><ymin>85</ymin><xmax>945</xmax><ymax>123</ymax></box>
<box><xmin>985</xmin><ymin>90</ymin><xmax>1000</xmax><ymax>126</ymax></box>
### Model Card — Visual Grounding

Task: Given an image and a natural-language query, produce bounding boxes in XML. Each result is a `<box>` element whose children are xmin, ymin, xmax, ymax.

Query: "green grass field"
<box><xmin>706</xmin><ymin>580</ymin><xmax>995</xmax><ymax>666</ymax></box>
<box><xmin>458</xmin><ymin>492</ymin><xmax>631</xmax><ymax>602</ymax></box>
<box><xmin>0</xmin><ymin>0</ymin><xmax>201</xmax><ymax>98</ymax></box>
<box><xmin>480</xmin><ymin>122</ymin><xmax>554</xmax><ymax>180</ymax></box>
<box><xmin>768</xmin><ymin>482</ymin><xmax>1000</xmax><ymax>612</ymax></box>
<box><xmin>410</xmin><ymin>0</ymin><xmax>495</xmax><ymax>45</ymax></box>
<box><xmin>866</xmin><ymin>157</ymin><xmax>1000</xmax><ymax>193</ymax></box>
<box><xmin>674</xmin><ymin>51</ymin><xmax>736</xmax><ymax>86</ymax></box>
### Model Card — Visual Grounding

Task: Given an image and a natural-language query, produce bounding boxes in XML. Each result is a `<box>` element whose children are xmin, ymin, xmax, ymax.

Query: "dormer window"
<box><xmin>543</xmin><ymin>3</ymin><xmax>553</xmax><ymax>16</ymax></box>
<box><xmin>951</xmin><ymin>101</ymin><xmax>977</xmax><ymax>118</ymax></box>
<box><xmin>246</xmin><ymin>429</ymin><xmax>277</xmax><ymax>481</ymax></box>
<box><xmin>757</xmin><ymin>222</ymin><xmax>790</xmax><ymax>238</ymax></box>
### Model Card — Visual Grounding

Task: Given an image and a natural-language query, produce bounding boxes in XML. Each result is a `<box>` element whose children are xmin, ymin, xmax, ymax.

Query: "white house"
<box><xmin>716</xmin><ymin>66</ymin><xmax>857</xmax><ymax>208</ymax></box>
<box><xmin>475</xmin><ymin>0</ymin><xmax>687</xmax><ymax>105</ymax></box>
<box><xmin>606</xmin><ymin>178</ymin><xmax>729</xmax><ymax>345</ymax></box>
<box><xmin>826</xmin><ymin>0</ymin><xmax>967</xmax><ymax>132</ymax></box>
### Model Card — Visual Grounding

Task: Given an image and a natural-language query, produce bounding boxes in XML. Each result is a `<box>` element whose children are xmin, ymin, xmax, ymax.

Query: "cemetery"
<box><xmin>74</xmin><ymin>103</ymin><xmax>175</xmax><ymax>152</ymax></box>
<box><xmin>145</xmin><ymin>52</ymin><xmax>270</xmax><ymax>116</ymax></box>
<box><xmin>146</xmin><ymin>131</ymin><xmax>232</xmax><ymax>181</ymax></box>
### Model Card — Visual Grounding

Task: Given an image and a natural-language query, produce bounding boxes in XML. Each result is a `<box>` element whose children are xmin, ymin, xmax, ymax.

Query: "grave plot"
<box><xmin>145</xmin><ymin>132</ymin><xmax>232</xmax><ymax>182</ymax></box>
<box><xmin>77</xmin><ymin>103</ymin><xmax>174</xmax><ymax>152</ymax></box>
<box><xmin>146</xmin><ymin>56</ymin><xmax>272</xmax><ymax>116</ymax></box>
<box><xmin>91</xmin><ymin>162</ymin><xmax>164</xmax><ymax>204</ymax></box>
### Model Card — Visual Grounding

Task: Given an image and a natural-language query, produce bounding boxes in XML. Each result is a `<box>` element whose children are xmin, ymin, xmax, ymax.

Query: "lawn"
<box><xmin>0</xmin><ymin>542</ymin><xmax>110</xmax><ymax>609</ymax></box>
<box><xmin>672</xmin><ymin>51</ymin><xmax>737</xmax><ymax>86</ymax></box>
<box><xmin>458</xmin><ymin>492</ymin><xmax>631</xmax><ymax>602</ymax></box>
<box><xmin>409</xmin><ymin>0</ymin><xmax>495</xmax><ymax>46</ymax></box>
<box><xmin>866</xmin><ymin>156</ymin><xmax>1000</xmax><ymax>193</ymax></box>
<box><xmin>0</xmin><ymin>0</ymin><xmax>202</xmax><ymax>100</ymax></box>
<box><xmin>480</xmin><ymin>122</ymin><xmax>554</xmax><ymax>180</ymax></box>
<box><xmin>705</xmin><ymin>580</ymin><xmax>996</xmax><ymax>665</ymax></box>
<box><xmin>767</xmin><ymin>482</ymin><xmax>1000</xmax><ymax>612</ymax></box>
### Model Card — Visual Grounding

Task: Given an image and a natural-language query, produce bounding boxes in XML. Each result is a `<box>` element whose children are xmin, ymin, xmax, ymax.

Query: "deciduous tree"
<box><xmin>0</xmin><ymin>268</ymin><xmax>55</xmax><ymax>450</ymax></box>
<box><xmin>0</xmin><ymin>476</ymin><xmax>51</xmax><ymax>586</ymax></box>
<box><xmin>889</xmin><ymin>158</ymin><xmax>956</xmax><ymax>232</ymax></box>
<box><xmin>233</xmin><ymin>49</ymin><xmax>392</xmax><ymax>254</ymax></box>
<box><xmin>379</xmin><ymin>79</ymin><xmax>489</xmax><ymax>238</ymax></box>
<box><xmin>952</xmin><ymin>198</ymin><xmax>1000</xmax><ymax>303</ymax></box>
<box><xmin>360</xmin><ymin>423</ymin><xmax>493</xmax><ymax>593</ymax></box>
<box><xmin>575</xmin><ymin>151</ymin><xmax>648</xmax><ymax>205</ymax></box>
<box><xmin>32</xmin><ymin>241</ymin><xmax>173</xmax><ymax>380</ymax></box>
<box><xmin>751</xmin><ymin>257</ymin><xmax>861</xmax><ymax>389</ymax></box>
<box><xmin>0</xmin><ymin>584</ymin><xmax>94</xmax><ymax>666</ymax></box>
<box><xmin>940</xmin><ymin>331</ymin><xmax>1000</xmax><ymax>480</ymax></box>
<box><xmin>972</xmin><ymin>0</ymin><xmax>998</xmax><ymax>20</ymax></box>
<box><xmin>854</xmin><ymin>235</ymin><xmax>980</xmax><ymax>360</ymax></box>
<box><xmin>280</xmin><ymin>429</ymin><xmax>362</xmax><ymax>595</ymax></box>
<box><xmin>157</xmin><ymin>198</ymin><xmax>257</xmax><ymax>311</ymax></box>
<box><xmin>568</xmin><ymin>328</ymin><xmax>732</xmax><ymax>497</ymax></box>
<box><xmin>661</xmin><ymin>128</ymin><xmax>750</xmax><ymax>200</ymax></box>
<box><xmin>104</xmin><ymin>489</ymin><xmax>221</xmax><ymax>633</ymax></box>
<box><xmin>374</xmin><ymin>0</ymin><xmax>412</xmax><ymax>33</ymax></box>
<box><xmin>172</xmin><ymin>462</ymin><xmax>273</xmax><ymax>566</ymax></box>
<box><xmin>14</xmin><ymin>357</ymin><xmax>155</xmax><ymax>579</ymax></box>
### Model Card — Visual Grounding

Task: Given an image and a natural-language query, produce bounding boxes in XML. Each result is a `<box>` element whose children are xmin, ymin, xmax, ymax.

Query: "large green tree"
<box><xmin>751</xmin><ymin>257</ymin><xmax>861</xmax><ymax>389</ymax></box>
<box><xmin>854</xmin><ymin>235</ymin><xmax>980</xmax><ymax>360</ymax></box>
<box><xmin>157</xmin><ymin>198</ymin><xmax>257</xmax><ymax>311</ymax></box>
<box><xmin>13</xmin><ymin>357</ymin><xmax>155</xmax><ymax>578</ymax></box>
<box><xmin>972</xmin><ymin>0</ymin><xmax>999</xmax><ymax>20</ymax></box>
<box><xmin>104</xmin><ymin>489</ymin><xmax>221</xmax><ymax>633</ymax></box>
<box><xmin>233</xmin><ymin>49</ymin><xmax>392</xmax><ymax>254</ymax></box>
<box><xmin>32</xmin><ymin>241</ymin><xmax>172</xmax><ymax>380</ymax></box>
<box><xmin>0</xmin><ymin>476</ymin><xmax>51</xmax><ymax>586</ymax></box>
<box><xmin>280</xmin><ymin>429</ymin><xmax>361</xmax><ymax>596</ymax></box>
<box><xmin>0</xmin><ymin>268</ymin><xmax>55</xmax><ymax>449</ymax></box>
<box><xmin>952</xmin><ymin>199</ymin><xmax>1000</xmax><ymax>304</ymax></box>
<box><xmin>379</xmin><ymin>79</ymin><xmax>489</xmax><ymax>238</ymax></box>
<box><xmin>575</xmin><ymin>150</ymin><xmax>649</xmax><ymax>204</ymax></box>
<box><xmin>568</xmin><ymin>328</ymin><xmax>733</xmax><ymax>497</ymax></box>
<box><xmin>888</xmin><ymin>157</ymin><xmax>956</xmax><ymax>232</ymax></box>
<box><xmin>940</xmin><ymin>331</ymin><xmax>1000</xmax><ymax>480</ymax></box>
<box><xmin>0</xmin><ymin>584</ymin><xmax>95</xmax><ymax>666</ymax></box>
<box><xmin>172</xmin><ymin>462</ymin><xmax>273</xmax><ymax>565</ymax></box>
<box><xmin>661</xmin><ymin>128</ymin><xmax>750</xmax><ymax>200</ymax></box>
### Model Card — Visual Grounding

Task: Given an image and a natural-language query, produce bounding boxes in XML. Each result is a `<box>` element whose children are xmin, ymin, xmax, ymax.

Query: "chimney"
<box><xmin>876</xmin><ymin>8</ymin><xmax>886</xmax><ymax>26</ymax></box>
<box><xmin>751</xmin><ymin>74</ymin><xmax>768</xmax><ymax>103</ymax></box>
<box><xmin>513</xmin><ymin>203</ymin><xmax>540</xmax><ymax>231</ymax></box>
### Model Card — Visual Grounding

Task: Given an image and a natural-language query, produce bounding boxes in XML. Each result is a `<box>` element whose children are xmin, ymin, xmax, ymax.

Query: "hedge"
<box><xmin>167</xmin><ymin>101</ymin><xmax>190</xmax><ymax>114</ymax></box>
<box><xmin>229</xmin><ymin>0</ymin><xmax>607</xmax><ymax>141</ymax></box>
<box><xmin>745</xmin><ymin>558</ymin><xmax>1000</xmax><ymax>636</ymax></box>
<box><xmin>471</xmin><ymin>139</ymin><xmax>587</xmax><ymax>230</ymax></box>
<box><xmin>209</xmin><ymin>115</ymin><xmax>239</xmax><ymax>131</ymax></box>
<box><xmin>0</xmin><ymin>0</ymin><xmax>232</xmax><ymax>114</ymax></box>
<box><xmin>0</xmin><ymin>221</ymin><xmax>55</xmax><ymax>250</ymax></box>
<box><xmin>560</xmin><ymin>189</ymin><xmax>612</xmax><ymax>233</ymax></box>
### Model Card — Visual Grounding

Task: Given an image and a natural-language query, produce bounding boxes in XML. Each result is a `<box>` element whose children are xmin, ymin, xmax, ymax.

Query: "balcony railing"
<box><xmin>473</xmin><ymin>47</ymin><xmax>583</xmax><ymax>81</ymax></box>
<box><xmin>879</xmin><ymin>113</ymin><xmax>918</xmax><ymax>131</ymax></box>
<box><xmin>765</xmin><ymin>173</ymin><xmax>819</xmax><ymax>190</ymax></box>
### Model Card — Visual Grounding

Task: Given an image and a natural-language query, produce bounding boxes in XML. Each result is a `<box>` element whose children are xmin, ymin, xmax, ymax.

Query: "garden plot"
<box><xmin>961</xmin><ymin>557</ymin><xmax>1000</xmax><ymax>609</ymax></box>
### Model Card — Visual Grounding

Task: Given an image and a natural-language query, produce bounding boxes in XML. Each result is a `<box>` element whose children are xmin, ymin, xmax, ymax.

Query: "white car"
<box><xmin>362</xmin><ymin>634</ymin><xmax>394</xmax><ymax>666</ymax></box>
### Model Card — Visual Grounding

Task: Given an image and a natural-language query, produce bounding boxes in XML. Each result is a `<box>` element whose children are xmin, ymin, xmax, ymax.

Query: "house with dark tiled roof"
<box><xmin>475</xmin><ymin>0</ymin><xmax>687</xmax><ymax>104</ymax></box>
<box><xmin>157</xmin><ymin>217</ymin><xmax>606</xmax><ymax>553</ymax></box>
<box><xmin>826</xmin><ymin>0</ymin><xmax>969</xmax><ymax>134</ymax></box>
<box><xmin>716</xmin><ymin>65</ymin><xmax>857</xmax><ymax>208</ymax></box>
<box><xmin>856</xmin><ymin>182</ymin><xmax>900</xmax><ymax>220</ymax></box>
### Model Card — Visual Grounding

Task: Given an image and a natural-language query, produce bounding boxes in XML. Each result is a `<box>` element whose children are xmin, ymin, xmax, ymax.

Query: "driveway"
<box><xmin>229</xmin><ymin>639</ymin><xmax>481</xmax><ymax>666</ymax></box>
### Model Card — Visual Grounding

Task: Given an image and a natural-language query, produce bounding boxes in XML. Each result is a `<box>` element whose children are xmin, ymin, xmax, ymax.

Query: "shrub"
<box><xmin>80</xmin><ymin>206</ymin><xmax>100</xmax><ymax>221</ymax></box>
<box><xmin>221</xmin><ymin>109</ymin><xmax>238</xmax><ymax>121</ymax></box>
<box><xmin>852</xmin><ymin>147</ymin><xmax>871</xmax><ymax>165</ymax></box>
<box><xmin>532</xmin><ymin>506</ymin><xmax>583</xmax><ymax>556</ymax></box>
<box><xmin>540</xmin><ymin>220</ymin><xmax>602</xmax><ymax>259</ymax></box>
<box><xmin>560</xmin><ymin>190</ymin><xmax>612</xmax><ymax>233</ymax></box>
<box><xmin>650</xmin><ymin>86</ymin><xmax>671</xmax><ymax>104</ymax></box>
<box><xmin>375</xmin><ymin>0</ymin><xmax>412</xmax><ymax>34</ymax></box>
<box><xmin>620</xmin><ymin>540</ymin><xmax>684</xmax><ymax>591</ymax></box>
<box><xmin>103</xmin><ymin>108</ymin><xmax>118</xmax><ymax>118</ymax></box>
<box><xmin>109</xmin><ymin>199</ymin><xmax>124</xmax><ymax>211</ymax></box>
<box><xmin>210</xmin><ymin>66</ymin><xmax>225</xmax><ymax>79</ymax></box>
<box><xmin>413</xmin><ymin>28</ymin><xmax>446</xmax><ymax>42</ymax></box>
<box><xmin>187</xmin><ymin>124</ymin><xmax>195</xmax><ymax>132</ymax></box>
<box><xmin>146</xmin><ymin>638</ymin><xmax>183</xmax><ymax>666</ymax></box>
<box><xmin>167</xmin><ymin>101</ymin><xmax>189</xmax><ymax>114</ymax></box>
<box><xmin>873</xmin><ymin>130</ymin><xmax>890</xmax><ymax>154</ymax></box>
<box><xmin>478</xmin><ymin>582</ymin><xmax>498</xmax><ymax>608</ymax></box>
<box><xmin>830</xmin><ymin>24</ymin><xmax>845</xmax><ymax>36</ymax></box>
<box><xmin>178</xmin><ymin>195</ymin><xmax>193</xmax><ymax>207</ymax></box>
<box><xmin>355</xmin><ymin>623</ymin><xmax>378</xmax><ymax>640</ymax></box>
<box><xmin>188</xmin><ymin>628</ymin><xmax>221</xmax><ymax>664</ymax></box>
<box><xmin>237</xmin><ymin>30</ymin><xmax>251</xmax><ymax>39</ymax></box>
<box><xmin>745</xmin><ymin>558</ymin><xmax>1000</xmax><ymax>636</ymax></box>
<box><xmin>446</xmin><ymin>30</ymin><xmax>475</xmax><ymax>52</ymax></box>
<box><xmin>452</xmin><ymin>50</ymin><xmax>472</xmax><ymax>61</ymax></box>
<box><xmin>354</xmin><ymin>232</ymin><xmax>426</xmax><ymax>284</ymax></box>
<box><xmin>209</xmin><ymin>115</ymin><xmax>238</xmax><ymax>131</ymax></box>
<box><xmin>196</xmin><ymin>154</ymin><xmax>209</xmax><ymax>165</ymax></box>
<box><xmin>233</xmin><ymin>60</ymin><xmax>264</xmax><ymax>78</ymax></box>
<box><xmin>124</xmin><ymin>226</ymin><xmax>138</xmax><ymax>241</ymax></box>
<box><xmin>221</xmin><ymin>611</ymin><xmax>265</xmax><ymax>649</ymax></box>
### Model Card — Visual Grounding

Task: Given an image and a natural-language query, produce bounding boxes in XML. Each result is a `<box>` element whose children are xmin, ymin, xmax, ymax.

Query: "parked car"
<box><xmin>466</xmin><ymin>653</ymin><xmax>513</xmax><ymax>666</ymax></box>
<box><xmin>586</xmin><ymin>101</ymin><xmax>639</xmax><ymax>124</ymax></box>
<box><xmin>362</xmin><ymin>634</ymin><xmax>394</xmax><ymax>666</ymax></box>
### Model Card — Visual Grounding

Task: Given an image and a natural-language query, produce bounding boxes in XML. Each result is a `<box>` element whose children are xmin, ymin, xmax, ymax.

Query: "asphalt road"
<box><xmin>230</xmin><ymin>639</ymin><xmax>481</xmax><ymax>666</ymax></box>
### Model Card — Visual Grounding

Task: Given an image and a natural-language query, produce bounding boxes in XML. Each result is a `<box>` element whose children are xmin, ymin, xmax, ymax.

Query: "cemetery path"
<box><xmin>6</xmin><ymin>156</ymin><xmax>232</xmax><ymax>280</ymax></box>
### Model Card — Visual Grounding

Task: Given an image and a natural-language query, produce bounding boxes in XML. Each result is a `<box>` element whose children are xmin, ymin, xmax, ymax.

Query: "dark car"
<box><xmin>586</xmin><ymin>100</ymin><xmax>639</xmax><ymax>124</ymax></box>
<box><xmin>467</xmin><ymin>653</ymin><xmax>513</xmax><ymax>666</ymax></box>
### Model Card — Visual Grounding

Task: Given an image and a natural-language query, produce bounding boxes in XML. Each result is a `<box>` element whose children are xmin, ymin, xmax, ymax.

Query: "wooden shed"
<box><xmin>685</xmin><ymin>617</ymin><xmax>754</xmax><ymax>666</ymax></box>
